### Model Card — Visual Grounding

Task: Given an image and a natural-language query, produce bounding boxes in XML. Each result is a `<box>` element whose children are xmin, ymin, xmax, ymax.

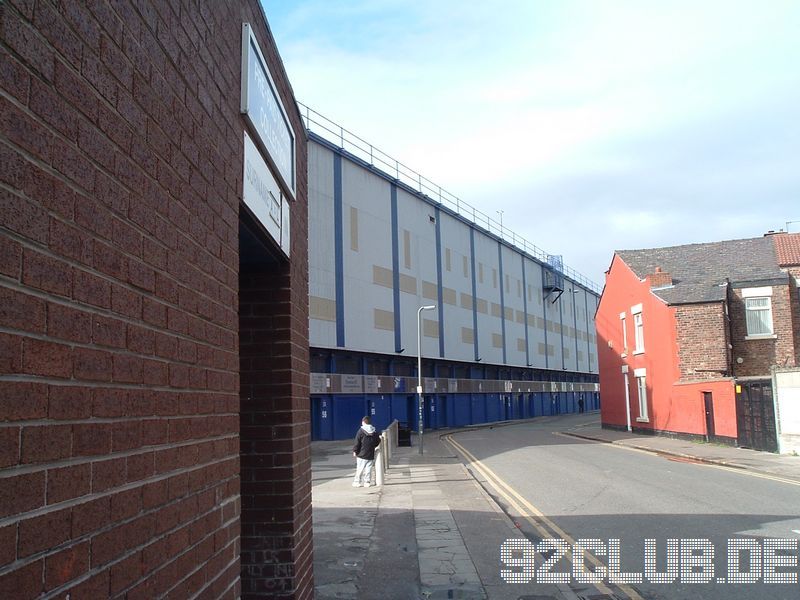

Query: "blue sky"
<box><xmin>262</xmin><ymin>0</ymin><xmax>800</xmax><ymax>286</ymax></box>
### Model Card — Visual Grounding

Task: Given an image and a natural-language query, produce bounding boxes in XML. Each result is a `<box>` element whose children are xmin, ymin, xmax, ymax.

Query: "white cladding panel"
<box><xmin>472</xmin><ymin>233</ymin><xmax>503</xmax><ymax>365</ymax></box>
<box><xmin>396</xmin><ymin>187</ymin><xmax>440</xmax><ymax>360</ymax></box>
<box><xmin>342</xmin><ymin>159</ymin><xmax>395</xmax><ymax>352</ymax></box>
<box><xmin>501</xmin><ymin>244</ymin><xmax>526</xmax><ymax>366</ymax></box>
<box><xmin>439</xmin><ymin>212</ymin><xmax>474</xmax><ymax>362</ymax></box>
<box><xmin>308</xmin><ymin>142</ymin><xmax>336</xmax><ymax>347</ymax></box>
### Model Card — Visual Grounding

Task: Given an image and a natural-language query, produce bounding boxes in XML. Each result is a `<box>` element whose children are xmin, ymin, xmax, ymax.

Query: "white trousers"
<box><xmin>353</xmin><ymin>457</ymin><xmax>375</xmax><ymax>485</ymax></box>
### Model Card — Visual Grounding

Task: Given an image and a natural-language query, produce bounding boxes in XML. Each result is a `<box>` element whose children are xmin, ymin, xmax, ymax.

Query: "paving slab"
<box><xmin>312</xmin><ymin>432</ymin><xmax>581</xmax><ymax>600</ymax></box>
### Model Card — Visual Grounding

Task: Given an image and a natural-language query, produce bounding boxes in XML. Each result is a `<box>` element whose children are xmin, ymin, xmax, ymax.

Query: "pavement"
<box><xmin>311</xmin><ymin>413</ymin><xmax>800</xmax><ymax>599</ymax></box>
<box><xmin>560</xmin><ymin>417</ymin><xmax>800</xmax><ymax>482</ymax></box>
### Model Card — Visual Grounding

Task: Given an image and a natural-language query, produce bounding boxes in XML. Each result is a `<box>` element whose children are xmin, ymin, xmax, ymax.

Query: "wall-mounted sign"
<box><xmin>241</xmin><ymin>23</ymin><xmax>296</xmax><ymax>199</ymax></box>
<box><xmin>242</xmin><ymin>132</ymin><xmax>290</xmax><ymax>257</ymax></box>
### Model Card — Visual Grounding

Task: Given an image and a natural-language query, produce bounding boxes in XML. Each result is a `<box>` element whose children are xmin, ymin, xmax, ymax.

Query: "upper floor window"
<box><xmin>632</xmin><ymin>304</ymin><xmax>644</xmax><ymax>353</ymax></box>
<box><xmin>742</xmin><ymin>287</ymin><xmax>774</xmax><ymax>338</ymax></box>
<box><xmin>619</xmin><ymin>312</ymin><xmax>628</xmax><ymax>355</ymax></box>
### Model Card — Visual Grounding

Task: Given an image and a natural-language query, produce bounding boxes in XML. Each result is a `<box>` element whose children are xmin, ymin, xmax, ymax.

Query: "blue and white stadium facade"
<box><xmin>303</xmin><ymin>106</ymin><xmax>601</xmax><ymax>440</ymax></box>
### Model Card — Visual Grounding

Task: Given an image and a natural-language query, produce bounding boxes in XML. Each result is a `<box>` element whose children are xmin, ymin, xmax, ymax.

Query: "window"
<box><xmin>742</xmin><ymin>286</ymin><xmax>774</xmax><ymax>337</ymax></box>
<box><xmin>632</xmin><ymin>304</ymin><xmax>644</xmax><ymax>353</ymax></box>
<box><xmin>619</xmin><ymin>312</ymin><xmax>627</xmax><ymax>355</ymax></box>
<box><xmin>635</xmin><ymin>368</ymin><xmax>648</xmax><ymax>421</ymax></box>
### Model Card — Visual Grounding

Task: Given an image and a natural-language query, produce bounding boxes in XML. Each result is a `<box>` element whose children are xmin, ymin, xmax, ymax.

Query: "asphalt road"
<box><xmin>448</xmin><ymin>413</ymin><xmax>800</xmax><ymax>600</ymax></box>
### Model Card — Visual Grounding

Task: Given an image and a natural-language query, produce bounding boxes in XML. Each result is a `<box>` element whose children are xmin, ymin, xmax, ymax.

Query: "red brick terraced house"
<box><xmin>596</xmin><ymin>233</ymin><xmax>800</xmax><ymax>452</ymax></box>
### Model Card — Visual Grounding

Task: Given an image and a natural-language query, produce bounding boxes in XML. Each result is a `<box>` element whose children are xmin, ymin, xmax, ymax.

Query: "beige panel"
<box><xmin>578</xmin><ymin>350</ymin><xmax>584</xmax><ymax>361</ymax></box>
<box><xmin>538</xmin><ymin>343</ymin><xmax>555</xmax><ymax>357</ymax></box>
<box><xmin>372</xmin><ymin>265</ymin><xmax>393</xmax><ymax>288</ymax></box>
<box><xmin>492</xmin><ymin>268</ymin><xmax>497</xmax><ymax>288</ymax></box>
<box><xmin>563</xmin><ymin>348</ymin><xmax>570</xmax><ymax>359</ymax></box>
<box><xmin>310</xmin><ymin>296</ymin><xmax>336</xmax><ymax>322</ymax></box>
<box><xmin>492</xmin><ymin>333</ymin><xmax>503</xmax><ymax>348</ymax></box>
<box><xmin>374</xmin><ymin>308</ymin><xmax>394</xmax><ymax>331</ymax></box>
<box><xmin>460</xmin><ymin>292</ymin><xmax>474</xmax><ymax>310</ymax></box>
<box><xmin>491</xmin><ymin>302</ymin><xmax>502</xmax><ymax>318</ymax></box>
<box><xmin>517</xmin><ymin>338</ymin><xmax>526</xmax><ymax>352</ymax></box>
<box><xmin>478</xmin><ymin>262</ymin><xmax>484</xmax><ymax>283</ymax></box>
<box><xmin>423</xmin><ymin>318</ymin><xmax>439</xmax><ymax>339</ymax></box>
<box><xmin>445</xmin><ymin>248</ymin><xmax>451</xmax><ymax>271</ymax></box>
<box><xmin>536</xmin><ymin>316</ymin><xmax>545</xmax><ymax>328</ymax></box>
<box><xmin>527</xmin><ymin>284</ymin><xmax>532</xmax><ymax>301</ymax></box>
<box><xmin>350</xmin><ymin>206</ymin><xmax>358</xmax><ymax>251</ymax></box>
<box><xmin>516</xmin><ymin>310</ymin><xmax>525</xmax><ymax>324</ymax></box>
<box><xmin>399</xmin><ymin>273</ymin><xmax>417</xmax><ymax>294</ymax></box>
<box><xmin>476</xmin><ymin>298</ymin><xmax>488</xmax><ymax>314</ymax></box>
<box><xmin>443</xmin><ymin>287</ymin><xmax>457</xmax><ymax>306</ymax></box>
<box><xmin>527</xmin><ymin>314</ymin><xmax>536</xmax><ymax>327</ymax></box>
<box><xmin>504</xmin><ymin>307</ymin><xmax>513</xmax><ymax>321</ymax></box>
<box><xmin>462</xmin><ymin>255</ymin><xmax>468</xmax><ymax>277</ymax></box>
<box><xmin>422</xmin><ymin>280</ymin><xmax>438</xmax><ymax>301</ymax></box>
<box><xmin>403</xmin><ymin>229</ymin><xmax>411</xmax><ymax>269</ymax></box>
<box><xmin>517</xmin><ymin>280</ymin><xmax>522</xmax><ymax>298</ymax></box>
<box><xmin>461</xmin><ymin>327</ymin><xmax>474</xmax><ymax>344</ymax></box>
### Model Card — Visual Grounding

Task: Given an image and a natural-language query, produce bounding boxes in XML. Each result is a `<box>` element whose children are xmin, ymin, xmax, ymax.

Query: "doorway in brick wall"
<box><xmin>735</xmin><ymin>379</ymin><xmax>778</xmax><ymax>452</ymax></box>
<box><xmin>238</xmin><ymin>209</ymin><xmax>292</xmax><ymax>595</ymax></box>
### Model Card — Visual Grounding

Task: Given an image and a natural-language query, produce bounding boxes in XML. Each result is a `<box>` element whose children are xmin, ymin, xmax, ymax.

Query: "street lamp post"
<box><xmin>417</xmin><ymin>304</ymin><xmax>436</xmax><ymax>455</ymax></box>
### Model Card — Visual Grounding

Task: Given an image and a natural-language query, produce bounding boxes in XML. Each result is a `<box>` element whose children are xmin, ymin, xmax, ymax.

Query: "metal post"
<box><xmin>417</xmin><ymin>305</ymin><xmax>436</xmax><ymax>455</ymax></box>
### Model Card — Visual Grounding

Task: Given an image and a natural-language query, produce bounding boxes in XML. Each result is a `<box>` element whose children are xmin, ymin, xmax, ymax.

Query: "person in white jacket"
<box><xmin>352</xmin><ymin>416</ymin><xmax>380</xmax><ymax>487</ymax></box>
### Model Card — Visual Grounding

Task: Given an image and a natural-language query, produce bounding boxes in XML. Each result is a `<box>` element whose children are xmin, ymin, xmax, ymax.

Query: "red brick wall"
<box><xmin>1</xmin><ymin>1</ymin><xmax>310</xmax><ymax>598</ymax></box>
<box><xmin>239</xmin><ymin>261</ymin><xmax>312</xmax><ymax>599</ymax></box>
<box><xmin>787</xmin><ymin>267</ymin><xmax>800</xmax><ymax>366</ymax></box>
<box><xmin>729</xmin><ymin>284</ymin><xmax>797</xmax><ymax>376</ymax></box>
<box><xmin>674</xmin><ymin>302</ymin><xmax>730</xmax><ymax>380</ymax></box>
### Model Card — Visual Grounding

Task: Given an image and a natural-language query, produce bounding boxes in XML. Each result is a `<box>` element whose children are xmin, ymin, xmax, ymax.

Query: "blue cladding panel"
<box><xmin>454</xmin><ymin>396</ymin><xmax>471</xmax><ymax>426</ymax></box>
<box><xmin>333</xmin><ymin>155</ymin><xmax>345</xmax><ymax>347</ymax></box>
<box><xmin>370</xmin><ymin>396</ymin><xmax>392</xmax><ymax>432</ymax></box>
<box><xmin>485</xmin><ymin>394</ymin><xmax>501</xmax><ymax>422</ymax></box>
<box><xmin>390</xmin><ymin>185</ymin><xmax>402</xmax><ymax>352</ymax></box>
<box><xmin>333</xmin><ymin>396</ymin><xmax>368</xmax><ymax>440</ymax></box>
<box><xmin>471</xmin><ymin>394</ymin><xmax>486</xmax><ymax>424</ymax></box>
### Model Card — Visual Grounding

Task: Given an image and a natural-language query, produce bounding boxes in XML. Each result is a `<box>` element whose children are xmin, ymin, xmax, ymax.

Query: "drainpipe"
<box><xmin>622</xmin><ymin>365</ymin><xmax>632</xmax><ymax>432</ymax></box>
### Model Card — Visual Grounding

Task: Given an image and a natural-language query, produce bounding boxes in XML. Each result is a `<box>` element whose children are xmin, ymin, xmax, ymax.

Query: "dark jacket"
<box><xmin>352</xmin><ymin>425</ymin><xmax>380</xmax><ymax>460</ymax></box>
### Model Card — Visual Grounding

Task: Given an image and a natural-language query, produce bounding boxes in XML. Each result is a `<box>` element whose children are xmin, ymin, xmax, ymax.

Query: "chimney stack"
<box><xmin>647</xmin><ymin>266</ymin><xmax>673</xmax><ymax>288</ymax></box>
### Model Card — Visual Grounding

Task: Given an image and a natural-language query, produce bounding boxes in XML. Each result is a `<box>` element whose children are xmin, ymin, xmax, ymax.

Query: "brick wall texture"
<box><xmin>729</xmin><ymin>284</ymin><xmax>797</xmax><ymax>377</ymax></box>
<box><xmin>674</xmin><ymin>302</ymin><xmax>730</xmax><ymax>381</ymax></box>
<box><xmin>1</xmin><ymin>0</ymin><xmax>311</xmax><ymax>598</ymax></box>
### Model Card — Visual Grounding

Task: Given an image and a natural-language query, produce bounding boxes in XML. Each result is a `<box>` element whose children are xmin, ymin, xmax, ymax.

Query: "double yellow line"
<box><xmin>444</xmin><ymin>433</ymin><xmax>645</xmax><ymax>600</ymax></box>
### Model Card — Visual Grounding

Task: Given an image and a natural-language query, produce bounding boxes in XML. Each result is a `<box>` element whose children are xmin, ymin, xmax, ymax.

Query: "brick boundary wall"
<box><xmin>1</xmin><ymin>0</ymin><xmax>311</xmax><ymax>597</ymax></box>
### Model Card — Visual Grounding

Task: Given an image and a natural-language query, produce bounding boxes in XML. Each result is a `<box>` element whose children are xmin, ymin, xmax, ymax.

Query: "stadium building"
<box><xmin>302</xmin><ymin>107</ymin><xmax>602</xmax><ymax>440</ymax></box>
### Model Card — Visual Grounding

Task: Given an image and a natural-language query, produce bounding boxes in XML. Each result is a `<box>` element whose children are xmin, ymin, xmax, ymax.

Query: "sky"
<box><xmin>261</xmin><ymin>0</ymin><xmax>800</xmax><ymax>288</ymax></box>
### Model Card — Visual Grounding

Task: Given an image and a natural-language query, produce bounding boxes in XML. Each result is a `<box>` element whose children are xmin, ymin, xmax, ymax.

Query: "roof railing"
<box><xmin>298</xmin><ymin>101</ymin><xmax>602</xmax><ymax>294</ymax></box>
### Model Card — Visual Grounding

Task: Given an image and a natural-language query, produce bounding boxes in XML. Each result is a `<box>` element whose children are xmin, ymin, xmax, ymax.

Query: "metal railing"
<box><xmin>298</xmin><ymin>101</ymin><xmax>602</xmax><ymax>294</ymax></box>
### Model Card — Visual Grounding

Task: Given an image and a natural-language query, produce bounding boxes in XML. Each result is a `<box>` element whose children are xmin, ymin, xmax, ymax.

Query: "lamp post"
<box><xmin>417</xmin><ymin>304</ymin><xmax>436</xmax><ymax>455</ymax></box>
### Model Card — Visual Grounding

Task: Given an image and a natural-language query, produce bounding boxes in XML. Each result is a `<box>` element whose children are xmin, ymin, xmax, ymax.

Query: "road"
<box><xmin>446</xmin><ymin>413</ymin><xmax>800</xmax><ymax>600</ymax></box>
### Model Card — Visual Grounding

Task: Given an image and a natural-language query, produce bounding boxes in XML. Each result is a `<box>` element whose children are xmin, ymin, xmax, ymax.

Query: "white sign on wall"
<box><xmin>242</xmin><ymin>132</ymin><xmax>289</xmax><ymax>257</ymax></box>
<box><xmin>241</xmin><ymin>23</ymin><xmax>296</xmax><ymax>199</ymax></box>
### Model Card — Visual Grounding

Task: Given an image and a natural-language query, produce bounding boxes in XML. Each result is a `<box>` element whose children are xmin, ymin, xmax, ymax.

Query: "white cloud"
<box><xmin>264</xmin><ymin>0</ymin><xmax>800</xmax><ymax>284</ymax></box>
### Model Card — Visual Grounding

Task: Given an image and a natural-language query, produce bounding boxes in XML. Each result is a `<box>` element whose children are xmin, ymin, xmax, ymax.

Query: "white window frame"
<box><xmin>634</xmin><ymin>367</ymin><xmax>648</xmax><ymax>422</ymax></box>
<box><xmin>631</xmin><ymin>304</ymin><xmax>644</xmax><ymax>354</ymax></box>
<box><xmin>619</xmin><ymin>311</ymin><xmax>627</xmax><ymax>356</ymax></box>
<box><xmin>742</xmin><ymin>286</ymin><xmax>775</xmax><ymax>339</ymax></box>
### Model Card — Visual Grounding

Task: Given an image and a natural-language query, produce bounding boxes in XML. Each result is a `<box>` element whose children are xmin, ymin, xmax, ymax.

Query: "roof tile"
<box><xmin>616</xmin><ymin>236</ymin><xmax>788</xmax><ymax>305</ymax></box>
